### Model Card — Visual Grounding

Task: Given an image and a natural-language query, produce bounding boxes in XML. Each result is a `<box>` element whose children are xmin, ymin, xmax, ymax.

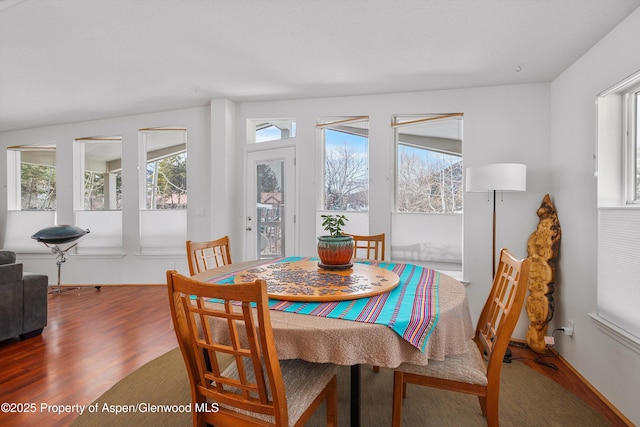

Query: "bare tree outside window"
<box><xmin>84</xmin><ymin>171</ymin><xmax>122</xmax><ymax>210</ymax></box>
<box><xmin>84</xmin><ymin>171</ymin><xmax>105</xmax><ymax>210</ymax></box>
<box><xmin>397</xmin><ymin>145</ymin><xmax>462</xmax><ymax>213</ymax></box>
<box><xmin>76</xmin><ymin>138</ymin><xmax>123</xmax><ymax>211</ymax></box>
<box><xmin>323</xmin><ymin>126</ymin><xmax>369</xmax><ymax>211</ymax></box>
<box><xmin>146</xmin><ymin>152</ymin><xmax>187</xmax><ymax>209</ymax></box>
<box><xmin>394</xmin><ymin>114</ymin><xmax>463</xmax><ymax>214</ymax></box>
<box><xmin>141</xmin><ymin>127</ymin><xmax>187</xmax><ymax>210</ymax></box>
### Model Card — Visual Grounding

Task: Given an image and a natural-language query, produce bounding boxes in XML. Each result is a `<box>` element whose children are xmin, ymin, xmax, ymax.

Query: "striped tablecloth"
<box><xmin>204</xmin><ymin>256</ymin><xmax>440</xmax><ymax>352</ymax></box>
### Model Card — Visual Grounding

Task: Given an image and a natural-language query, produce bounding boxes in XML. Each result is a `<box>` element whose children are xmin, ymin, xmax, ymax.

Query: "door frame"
<box><xmin>244</xmin><ymin>145</ymin><xmax>297</xmax><ymax>260</ymax></box>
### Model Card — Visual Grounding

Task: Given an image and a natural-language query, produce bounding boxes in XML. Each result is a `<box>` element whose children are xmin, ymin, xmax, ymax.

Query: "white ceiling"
<box><xmin>1</xmin><ymin>0</ymin><xmax>639</xmax><ymax>133</ymax></box>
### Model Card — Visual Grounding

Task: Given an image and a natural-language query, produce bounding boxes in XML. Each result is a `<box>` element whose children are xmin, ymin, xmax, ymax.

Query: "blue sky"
<box><xmin>325</xmin><ymin>129</ymin><xmax>367</xmax><ymax>153</ymax></box>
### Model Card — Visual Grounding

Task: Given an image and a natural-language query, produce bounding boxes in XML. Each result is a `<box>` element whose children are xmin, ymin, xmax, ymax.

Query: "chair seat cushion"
<box><xmin>396</xmin><ymin>339</ymin><xmax>488</xmax><ymax>386</ymax></box>
<box><xmin>219</xmin><ymin>359</ymin><xmax>337</xmax><ymax>426</ymax></box>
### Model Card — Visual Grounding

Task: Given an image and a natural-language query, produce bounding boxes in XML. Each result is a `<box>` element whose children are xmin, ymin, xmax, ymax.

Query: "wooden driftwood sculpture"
<box><xmin>526</xmin><ymin>194</ymin><xmax>561</xmax><ymax>354</ymax></box>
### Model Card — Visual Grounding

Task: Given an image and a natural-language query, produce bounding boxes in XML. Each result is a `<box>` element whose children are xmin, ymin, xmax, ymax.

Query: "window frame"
<box><xmin>137</xmin><ymin>127</ymin><xmax>188</xmax><ymax>254</ymax></box>
<box><xmin>392</xmin><ymin>113</ymin><xmax>464</xmax><ymax>214</ymax></box>
<box><xmin>6</xmin><ymin>143</ymin><xmax>57</xmax><ymax>211</ymax></box>
<box><xmin>625</xmin><ymin>83</ymin><xmax>640</xmax><ymax>204</ymax></box>
<box><xmin>247</xmin><ymin>118</ymin><xmax>297</xmax><ymax>144</ymax></box>
<box><xmin>595</xmin><ymin>70</ymin><xmax>640</xmax><ymax>350</ymax></box>
<box><xmin>139</xmin><ymin>127</ymin><xmax>188</xmax><ymax>211</ymax></box>
<box><xmin>317</xmin><ymin>116</ymin><xmax>370</xmax><ymax>212</ymax></box>
<box><xmin>73</xmin><ymin>136</ymin><xmax>123</xmax><ymax>211</ymax></box>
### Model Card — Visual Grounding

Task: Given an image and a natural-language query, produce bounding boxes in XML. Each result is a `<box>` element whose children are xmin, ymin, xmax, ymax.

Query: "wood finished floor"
<box><xmin>0</xmin><ymin>285</ymin><xmax>629</xmax><ymax>426</ymax></box>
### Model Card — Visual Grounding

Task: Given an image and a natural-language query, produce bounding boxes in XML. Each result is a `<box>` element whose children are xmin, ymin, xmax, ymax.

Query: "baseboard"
<box><xmin>509</xmin><ymin>339</ymin><xmax>634</xmax><ymax>427</ymax></box>
<box><xmin>550</xmin><ymin>348</ymin><xmax>634</xmax><ymax>427</ymax></box>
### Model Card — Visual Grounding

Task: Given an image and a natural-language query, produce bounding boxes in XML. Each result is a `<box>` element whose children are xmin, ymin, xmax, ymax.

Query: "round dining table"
<box><xmin>193</xmin><ymin>258</ymin><xmax>475</xmax><ymax>427</ymax></box>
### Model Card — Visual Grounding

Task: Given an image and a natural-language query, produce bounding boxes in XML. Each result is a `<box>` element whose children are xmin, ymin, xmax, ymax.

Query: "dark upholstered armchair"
<box><xmin>0</xmin><ymin>250</ymin><xmax>49</xmax><ymax>342</ymax></box>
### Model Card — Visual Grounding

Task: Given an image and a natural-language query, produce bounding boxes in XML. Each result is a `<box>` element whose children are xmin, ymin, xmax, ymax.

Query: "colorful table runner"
<box><xmin>204</xmin><ymin>256</ymin><xmax>440</xmax><ymax>352</ymax></box>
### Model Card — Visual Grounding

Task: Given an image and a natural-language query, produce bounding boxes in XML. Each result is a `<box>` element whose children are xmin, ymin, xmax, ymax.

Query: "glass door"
<box><xmin>245</xmin><ymin>147</ymin><xmax>295</xmax><ymax>260</ymax></box>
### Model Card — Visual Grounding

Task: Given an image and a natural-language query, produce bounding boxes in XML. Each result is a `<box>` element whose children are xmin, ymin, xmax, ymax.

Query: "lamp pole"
<box><xmin>492</xmin><ymin>189</ymin><xmax>497</xmax><ymax>278</ymax></box>
<box><xmin>465</xmin><ymin>163</ymin><xmax>527</xmax><ymax>280</ymax></box>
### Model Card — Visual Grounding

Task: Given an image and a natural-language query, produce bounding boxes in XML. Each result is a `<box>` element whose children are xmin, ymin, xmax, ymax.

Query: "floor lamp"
<box><xmin>466</xmin><ymin>163</ymin><xmax>526</xmax><ymax>278</ymax></box>
<box><xmin>32</xmin><ymin>225</ymin><xmax>90</xmax><ymax>294</ymax></box>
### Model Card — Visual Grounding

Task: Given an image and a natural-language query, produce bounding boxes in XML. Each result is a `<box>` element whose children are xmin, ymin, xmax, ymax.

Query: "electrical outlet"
<box><xmin>544</xmin><ymin>336</ymin><xmax>555</xmax><ymax>346</ymax></box>
<box><xmin>563</xmin><ymin>320</ymin><xmax>574</xmax><ymax>337</ymax></box>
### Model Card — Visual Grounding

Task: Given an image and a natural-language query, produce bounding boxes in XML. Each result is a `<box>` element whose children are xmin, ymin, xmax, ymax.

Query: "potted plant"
<box><xmin>317</xmin><ymin>214</ymin><xmax>354</xmax><ymax>267</ymax></box>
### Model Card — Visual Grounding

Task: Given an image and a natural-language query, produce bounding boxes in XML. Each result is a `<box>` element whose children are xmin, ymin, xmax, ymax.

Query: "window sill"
<box><xmin>598</xmin><ymin>205</ymin><xmax>640</xmax><ymax>210</ymax></box>
<box><xmin>588</xmin><ymin>313</ymin><xmax>640</xmax><ymax>355</ymax></box>
<box><xmin>72</xmin><ymin>252</ymin><xmax>126</xmax><ymax>259</ymax></box>
<box><xmin>17</xmin><ymin>252</ymin><xmax>126</xmax><ymax>260</ymax></box>
<box><xmin>135</xmin><ymin>251</ymin><xmax>184</xmax><ymax>257</ymax></box>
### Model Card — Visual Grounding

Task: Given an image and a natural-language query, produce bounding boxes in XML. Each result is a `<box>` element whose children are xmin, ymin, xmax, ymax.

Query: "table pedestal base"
<box><xmin>351</xmin><ymin>364</ymin><xmax>361</xmax><ymax>427</ymax></box>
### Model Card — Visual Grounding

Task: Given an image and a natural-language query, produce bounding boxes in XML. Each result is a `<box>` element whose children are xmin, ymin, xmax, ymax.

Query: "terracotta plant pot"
<box><xmin>317</xmin><ymin>235</ymin><xmax>354</xmax><ymax>265</ymax></box>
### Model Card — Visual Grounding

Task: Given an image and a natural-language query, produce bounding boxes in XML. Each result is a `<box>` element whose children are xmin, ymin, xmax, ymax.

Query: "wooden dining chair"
<box><xmin>391</xmin><ymin>248</ymin><xmax>531</xmax><ymax>427</ymax></box>
<box><xmin>186</xmin><ymin>236</ymin><xmax>232</xmax><ymax>276</ymax></box>
<box><xmin>167</xmin><ymin>271</ymin><xmax>338</xmax><ymax>427</ymax></box>
<box><xmin>344</xmin><ymin>233</ymin><xmax>385</xmax><ymax>261</ymax></box>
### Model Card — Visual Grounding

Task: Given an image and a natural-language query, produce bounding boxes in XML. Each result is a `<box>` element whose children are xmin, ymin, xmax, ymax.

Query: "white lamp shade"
<box><xmin>466</xmin><ymin>163</ymin><xmax>526</xmax><ymax>192</ymax></box>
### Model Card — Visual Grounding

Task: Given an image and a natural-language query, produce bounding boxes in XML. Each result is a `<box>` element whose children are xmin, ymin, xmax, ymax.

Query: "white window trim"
<box><xmin>137</xmin><ymin>128</ymin><xmax>188</xmax><ymax>253</ymax></box>
<box><xmin>625</xmin><ymin>84</ymin><xmax>640</xmax><ymax>204</ymax></box>
<box><xmin>392</xmin><ymin>113</ymin><xmax>464</xmax><ymax>214</ymax></box>
<box><xmin>6</xmin><ymin>149</ymin><xmax>20</xmax><ymax>210</ymax></box>
<box><xmin>589</xmin><ymin>313</ymin><xmax>640</xmax><ymax>355</ymax></box>
<box><xmin>596</xmin><ymin>70</ymin><xmax>640</xmax><ymax>347</ymax></box>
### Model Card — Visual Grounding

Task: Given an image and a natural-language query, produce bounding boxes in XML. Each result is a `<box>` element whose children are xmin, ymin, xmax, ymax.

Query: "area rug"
<box><xmin>72</xmin><ymin>347</ymin><xmax>610</xmax><ymax>426</ymax></box>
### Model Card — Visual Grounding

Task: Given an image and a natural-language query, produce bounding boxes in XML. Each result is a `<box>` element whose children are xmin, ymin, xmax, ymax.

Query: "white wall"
<box><xmin>550</xmin><ymin>7</ymin><xmax>640</xmax><ymax>424</ymax></box>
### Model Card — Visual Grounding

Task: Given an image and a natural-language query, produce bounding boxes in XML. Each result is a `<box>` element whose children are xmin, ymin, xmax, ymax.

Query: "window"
<box><xmin>248</xmin><ymin>119</ymin><xmax>297</xmax><ymax>143</ymax></box>
<box><xmin>394</xmin><ymin>114</ymin><xmax>463</xmax><ymax>213</ymax></box>
<box><xmin>139</xmin><ymin>127</ymin><xmax>188</xmax><ymax>253</ymax></box>
<box><xmin>5</xmin><ymin>143</ymin><xmax>57</xmax><ymax>252</ymax></box>
<box><xmin>318</xmin><ymin>116</ymin><xmax>369</xmax><ymax>211</ymax></box>
<box><xmin>596</xmin><ymin>70</ymin><xmax>640</xmax><ymax>348</ymax></box>
<box><xmin>391</xmin><ymin>113</ymin><xmax>463</xmax><ymax>268</ymax></box>
<box><xmin>73</xmin><ymin>136</ymin><xmax>123</xmax><ymax>253</ymax></box>
<box><xmin>74</xmin><ymin>136</ymin><xmax>123</xmax><ymax>211</ymax></box>
<box><xmin>626</xmin><ymin>85</ymin><xmax>640</xmax><ymax>204</ymax></box>
<box><xmin>141</xmin><ymin>128</ymin><xmax>187</xmax><ymax>210</ymax></box>
<box><xmin>6</xmin><ymin>143</ymin><xmax>57</xmax><ymax>211</ymax></box>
